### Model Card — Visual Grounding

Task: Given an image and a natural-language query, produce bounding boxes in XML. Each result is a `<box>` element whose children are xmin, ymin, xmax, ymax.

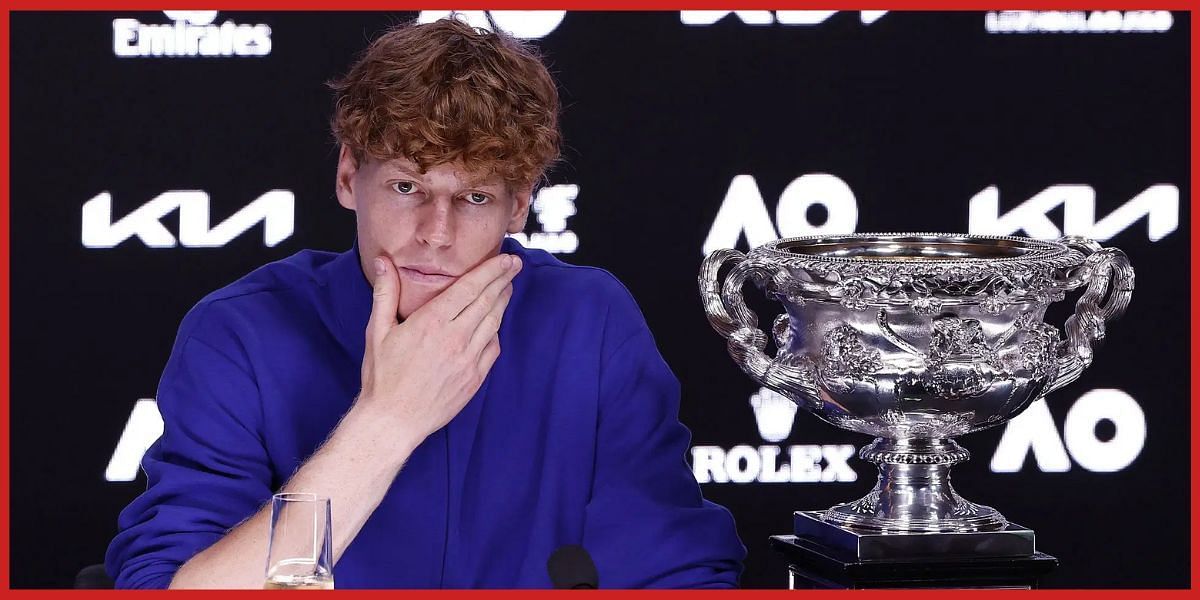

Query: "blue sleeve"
<box><xmin>582</xmin><ymin>284</ymin><xmax>746</xmax><ymax>589</ymax></box>
<box><xmin>104</xmin><ymin>305</ymin><xmax>273</xmax><ymax>589</ymax></box>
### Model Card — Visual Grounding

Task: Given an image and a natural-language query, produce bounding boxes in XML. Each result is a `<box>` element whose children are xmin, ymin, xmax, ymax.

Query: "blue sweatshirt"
<box><xmin>105</xmin><ymin>238</ymin><xmax>746</xmax><ymax>589</ymax></box>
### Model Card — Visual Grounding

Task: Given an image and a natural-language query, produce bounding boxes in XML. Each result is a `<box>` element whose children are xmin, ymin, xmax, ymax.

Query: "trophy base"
<box><xmin>770</xmin><ymin>532</ymin><xmax>1058</xmax><ymax>589</ymax></box>
<box><xmin>793</xmin><ymin>510</ymin><xmax>1036</xmax><ymax>560</ymax></box>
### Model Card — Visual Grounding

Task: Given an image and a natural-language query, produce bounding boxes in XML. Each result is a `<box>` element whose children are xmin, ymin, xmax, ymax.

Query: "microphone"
<box><xmin>547</xmin><ymin>545</ymin><xmax>599</xmax><ymax>589</ymax></box>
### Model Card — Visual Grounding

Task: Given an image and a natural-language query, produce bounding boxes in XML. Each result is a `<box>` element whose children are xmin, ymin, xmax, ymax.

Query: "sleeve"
<box><xmin>581</xmin><ymin>287</ymin><xmax>747</xmax><ymax>589</ymax></box>
<box><xmin>104</xmin><ymin>306</ymin><xmax>273</xmax><ymax>589</ymax></box>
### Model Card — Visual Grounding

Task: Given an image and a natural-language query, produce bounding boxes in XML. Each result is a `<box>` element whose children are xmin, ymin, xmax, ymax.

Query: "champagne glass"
<box><xmin>264</xmin><ymin>493</ymin><xmax>334</xmax><ymax>589</ymax></box>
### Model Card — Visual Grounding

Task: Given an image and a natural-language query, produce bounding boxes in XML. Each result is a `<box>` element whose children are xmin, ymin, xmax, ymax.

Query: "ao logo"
<box><xmin>681</xmin><ymin>11</ymin><xmax>888</xmax><ymax>26</ymax></box>
<box><xmin>991</xmin><ymin>389</ymin><xmax>1146</xmax><ymax>473</ymax></box>
<box><xmin>690</xmin><ymin>387</ymin><xmax>858</xmax><ymax>485</ymax></box>
<box><xmin>81</xmin><ymin>190</ymin><xmax>295</xmax><ymax>248</ymax></box>
<box><xmin>417</xmin><ymin>11</ymin><xmax>566</xmax><ymax>40</ymax></box>
<box><xmin>702</xmin><ymin>174</ymin><xmax>858</xmax><ymax>255</ymax></box>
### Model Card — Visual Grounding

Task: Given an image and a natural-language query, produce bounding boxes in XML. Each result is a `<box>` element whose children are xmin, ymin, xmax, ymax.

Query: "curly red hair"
<box><xmin>329</xmin><ymin>17</ymin><xmax>561</xmax><ymax>190</ymax></box>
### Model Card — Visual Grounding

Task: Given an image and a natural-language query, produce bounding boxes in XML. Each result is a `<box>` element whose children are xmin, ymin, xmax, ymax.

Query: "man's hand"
<box><xmin>357</xmin><ymin>253</ymin><xmax>522</xmax><ymax>445</ymax></box>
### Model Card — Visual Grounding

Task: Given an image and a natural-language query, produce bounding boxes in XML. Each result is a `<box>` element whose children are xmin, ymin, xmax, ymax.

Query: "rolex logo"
<box><xmin>749</xmin><ymin>387</ymin><xmax>798</xmax><ymax>443</ymax></box>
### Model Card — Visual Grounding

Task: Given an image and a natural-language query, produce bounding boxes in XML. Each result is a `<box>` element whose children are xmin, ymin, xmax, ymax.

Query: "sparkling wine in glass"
<box><xmin>264</xmin><ymin>493</ymin><xmax>334</xmax><ymax>589</ymax></box>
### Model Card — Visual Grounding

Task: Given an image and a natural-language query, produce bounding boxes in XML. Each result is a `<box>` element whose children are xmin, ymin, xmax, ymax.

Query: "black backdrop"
<box><xmin>9</xmin><ymin>11</ymin><xmax>1190</xmax><ymax>588</ymax></box>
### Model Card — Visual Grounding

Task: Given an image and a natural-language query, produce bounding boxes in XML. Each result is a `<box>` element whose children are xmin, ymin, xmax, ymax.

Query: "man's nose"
<box><xmin>415</xmin><ymin>197</ymin><xmax>455</xmax><ymax>248</ymax></box>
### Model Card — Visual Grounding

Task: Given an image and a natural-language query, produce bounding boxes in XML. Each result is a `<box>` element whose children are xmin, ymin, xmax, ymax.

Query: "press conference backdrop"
<box><xmin>10</xmin><ymin>11</ymin><xmax>1189</xmax><ymax>588</ymax></box>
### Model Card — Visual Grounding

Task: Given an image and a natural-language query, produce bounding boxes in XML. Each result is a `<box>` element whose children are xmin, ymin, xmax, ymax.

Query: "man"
<box><xmin>106</xmin><ymin>17</ymin><xmax>745</xmax><ymax>589</ymax></box>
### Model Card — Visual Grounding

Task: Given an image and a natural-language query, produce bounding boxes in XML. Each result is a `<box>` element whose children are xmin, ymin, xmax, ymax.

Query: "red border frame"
<box><xmin>0</xmin><ymin>5</ymin><xmax>1194</xmax><ymax>596</ymax></box>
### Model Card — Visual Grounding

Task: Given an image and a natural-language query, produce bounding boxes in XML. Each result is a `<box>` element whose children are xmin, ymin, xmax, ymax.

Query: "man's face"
<box><xmin>336</xmin><ymin>145</ymin><xmax>531</xmax><ymax>319</ymax></box>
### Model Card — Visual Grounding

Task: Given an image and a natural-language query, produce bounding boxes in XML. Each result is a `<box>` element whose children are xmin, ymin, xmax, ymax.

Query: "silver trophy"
<box><xmin>700</xmin><ymin>233</ymin><xmax>1132</xmax><ymax>559</ymax></box>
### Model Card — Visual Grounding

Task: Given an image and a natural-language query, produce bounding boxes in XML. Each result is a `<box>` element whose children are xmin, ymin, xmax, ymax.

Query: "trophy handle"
<box><xmin>699</xmin><ymin>249</ymin><xmax>818</xmax><ymax>400</ymax></box>
<box><xmin>1046</xmin><ymin>236</ymin><xmax>1135</xmax><ymax>395</ymax></box>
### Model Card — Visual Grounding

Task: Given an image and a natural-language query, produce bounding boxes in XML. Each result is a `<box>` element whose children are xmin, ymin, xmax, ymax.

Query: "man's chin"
<box><xmin>398</xmin><ymin>288</ymin><xmax>450</xmax><ymax>320</ymax></box>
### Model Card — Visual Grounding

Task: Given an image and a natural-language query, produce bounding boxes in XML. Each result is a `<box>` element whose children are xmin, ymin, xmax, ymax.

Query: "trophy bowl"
<box><xmin>700</xmin><ymin>233</ymin><xmax>1133</xmax><ymax>537</ymax></box>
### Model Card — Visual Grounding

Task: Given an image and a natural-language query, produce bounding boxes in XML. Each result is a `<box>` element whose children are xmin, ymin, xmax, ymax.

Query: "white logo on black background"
<box><xmin>991</xmin><ymin>389</ymin><xmax>1146</xmax><ymax>473</ymax></box>
<box><xmin>113</xmin><ymin>11</ymin><xmax>273</xmax><ymax>58</ymax></box>
<box><xmin>985</xmin><ymin>11</ymin><xmax>1173</xmax><ymax>34</ymax></box>
<box><xmin>702</xmin><ymin>173</ymin><xmax>858</xmax><ymax>255</ymax></box>
<box><xmin>969</xmin><ymin>184</ymin><xmax>1178</xmax><ymax>242</ymax></box>
<box><xmin>82</xmin><ymin>190</ymin><xmax>295</xmax><ymax>248</ymax></box>
<box><xmin>691</xmin><ymin>387</ymin><xmax>858</xmax><ymax>484</ymax></box>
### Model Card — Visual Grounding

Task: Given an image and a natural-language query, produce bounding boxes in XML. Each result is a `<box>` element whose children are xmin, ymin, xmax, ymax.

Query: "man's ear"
<box><xmin>335</xmin><ymin>144</ymin><xmax>359</xmax><ymax>211</ymax></box>
<box><xmin>506</xmin><ymin>186</ymin><xmax>533</xmax><ymax>234</ymax></box>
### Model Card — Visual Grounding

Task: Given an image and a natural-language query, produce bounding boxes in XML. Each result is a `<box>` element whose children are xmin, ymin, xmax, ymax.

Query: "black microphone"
<box><xmin>547</xmin><ymin>545</ymin><xmax>599</xmax><ymax>589</ymax></box>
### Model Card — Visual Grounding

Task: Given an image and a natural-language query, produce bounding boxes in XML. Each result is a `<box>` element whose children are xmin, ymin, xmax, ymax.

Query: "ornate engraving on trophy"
<box><xmin>817</xmin><ymin>324</ymin><xmax>883</xmax><ymax>393</ymax></box>
<box><xmin>923</xmin><ymin>315</ymin><xmax>999</xmax><ymax>400</ymax></box>
<box><xmin>1014</xmin><ymin>317</ymin><xmax>1061</xmax><ymax>379</ymax></box>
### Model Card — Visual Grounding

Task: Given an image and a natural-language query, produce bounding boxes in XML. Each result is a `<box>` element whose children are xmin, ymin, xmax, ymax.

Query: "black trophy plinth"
<box><xmin>770</xmin><ymin>511</ymin><xmax>1058</xmax><ymax>589</ymax></box>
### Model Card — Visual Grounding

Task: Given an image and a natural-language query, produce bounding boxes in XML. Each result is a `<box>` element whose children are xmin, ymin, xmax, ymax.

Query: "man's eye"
<box><xmin>392</xmin><ymin>181</ymin><xmax>416</xmax><ymax>194</ymax></box>
<box><xmin>465</xmin><ymin>193</ymin><xmax>490</xmax><ymax>205</ymax></box>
